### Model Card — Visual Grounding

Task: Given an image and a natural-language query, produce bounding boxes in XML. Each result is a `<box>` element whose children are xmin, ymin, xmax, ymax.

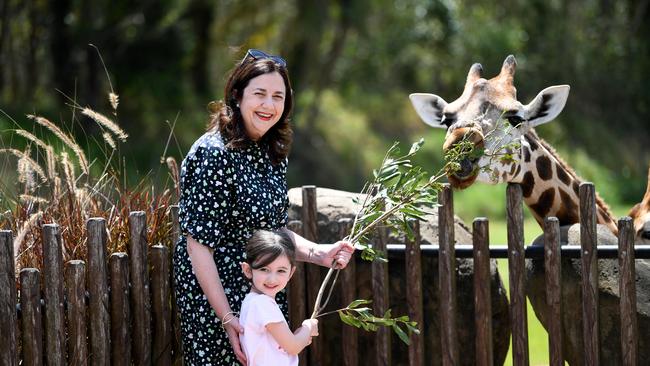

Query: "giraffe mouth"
<box><xmin>455</xmin><ymin>157</ymin><xmax>477</xmax><ymax>179</ymax></box>
<box><xmin>447</xmin><ymin>157</ymin><xmax>479</xmax><ymax>189</ymax></box>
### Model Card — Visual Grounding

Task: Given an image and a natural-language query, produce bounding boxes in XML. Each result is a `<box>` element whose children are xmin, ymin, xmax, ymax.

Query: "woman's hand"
<box><xmin>321</xmin><ymin>240</ymin><xmax>355</xmax><ymax>269</ymax></box>
<box><xmin>224</xmin><ymin>316</ymin><xmax>247</xmax><ymax>365</ymax></box>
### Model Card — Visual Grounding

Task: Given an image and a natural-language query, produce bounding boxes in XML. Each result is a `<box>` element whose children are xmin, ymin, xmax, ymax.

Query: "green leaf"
<box><xmin>339</xmin><ymin>312</ymin><xmax>362</xmax><ymax>328</ymax></box>
<box><xmin>347</xmin><ymin>299</ymin><xmax>372</xmax><ymax>309</ymax></box>
<box><xmin>377</xmin><ymin>171</ymin><xmax>401</xmax><ymax>184</ymax></box>
<box><xmin>393</xmin><ymin>324</ymin><xmax>411</xmax><ymax>345</ymax></box>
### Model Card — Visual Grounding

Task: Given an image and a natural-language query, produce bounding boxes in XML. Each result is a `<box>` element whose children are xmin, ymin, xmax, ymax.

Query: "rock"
<box><xmin>527</xmin><ymin>224</ymin><xmax>650</xmax><ymax>365</ymax></box>
<box><xmin>288</xmin><ymin>187</ymin><xmax>511</xmax><ymax>365</ymax></box>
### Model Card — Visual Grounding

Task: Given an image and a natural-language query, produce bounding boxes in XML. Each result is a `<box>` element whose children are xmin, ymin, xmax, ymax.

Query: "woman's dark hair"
<box><xmin>207</xmin><ymin>54</ymin><xmax>293</xmax><ymax>165</ymax></box>
<box><xmin>245</xmin><ymin>229</ymin><xmax>296</xmax><ymax>269</ymax></box>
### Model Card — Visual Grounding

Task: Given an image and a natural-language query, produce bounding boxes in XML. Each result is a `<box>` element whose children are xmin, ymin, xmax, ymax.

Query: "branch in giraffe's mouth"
<box><xmin>453</xmin><ymin>157</ymin><xmax>478</xmax><ymax>180</ymax></box>
<box><xmin>446</xmin><ymin>156</ymin><xmax>479</xmax><ymax>190</ymax></box>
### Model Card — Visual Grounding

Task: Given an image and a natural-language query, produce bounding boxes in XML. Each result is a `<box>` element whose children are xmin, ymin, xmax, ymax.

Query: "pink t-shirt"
<box><xmin>239</xmin><ymin>292</ymin><xmax>298</xmax><ymax>366</ymax></box>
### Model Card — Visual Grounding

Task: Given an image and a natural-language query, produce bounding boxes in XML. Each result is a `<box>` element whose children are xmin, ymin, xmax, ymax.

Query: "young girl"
<box><xmin>239</xmin><ymin>230</ymin><xmax>319</xmax><ymax>365</ymax></box>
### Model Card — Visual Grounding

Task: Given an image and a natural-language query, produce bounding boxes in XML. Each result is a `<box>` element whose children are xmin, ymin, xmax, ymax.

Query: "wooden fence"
<box><xmin>0</xmin><ymin>183</ymin><xmax>647</xmax><ymax>365</ymax></box>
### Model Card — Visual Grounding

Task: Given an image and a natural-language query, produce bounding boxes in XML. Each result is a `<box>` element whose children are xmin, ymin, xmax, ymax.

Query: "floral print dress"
<box><xmin>173</xmin><ymin>132</ymin><xmax>289</xmax><ymax>365</ymax></box>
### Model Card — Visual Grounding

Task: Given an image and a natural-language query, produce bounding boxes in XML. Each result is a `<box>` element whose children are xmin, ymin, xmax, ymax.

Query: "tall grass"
<box><xmin>1</xmin><ymin>89</ymin><xmax>179</xmax><ymax>282</ymax></box>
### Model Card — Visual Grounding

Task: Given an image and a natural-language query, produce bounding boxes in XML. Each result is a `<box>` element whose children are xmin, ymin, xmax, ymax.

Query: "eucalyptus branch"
<box><xmin>310</xmin><ymin>259</ymin><xmax>341</xmax><ymax>318</ymax></box>
<box><xmin>311</xmin><ymin>138</ymin><xmax>471</xmax><ymax>317</ymax></box>
<box><xmin>316</xmin><ymin>299</ymin><xmax>420</xmax><ymax>345</ymax></box>
<box><xmin>309</xmin><ymin>128</ymin><xmax>514</xmax><ymax>340</ymax></box>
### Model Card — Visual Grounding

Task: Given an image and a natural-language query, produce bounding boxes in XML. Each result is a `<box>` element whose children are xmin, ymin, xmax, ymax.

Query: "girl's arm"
<box><xmin>283</xmin><ymin>228</ymin><xmax>355</xmax><ymax>269</ymax></box>
<box><xmin>187</xmin><ymin>235</ymin><xmax>247</xmax><ymax>364</ymax></box>
<box><xmin>266</xmin><ymin>318</ymin><xmax>318</xmax><ymax>355</ymax></box>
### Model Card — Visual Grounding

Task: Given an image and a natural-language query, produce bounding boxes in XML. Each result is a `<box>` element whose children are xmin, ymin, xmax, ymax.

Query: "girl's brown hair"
<box><xmin>245</xmin><ymin>229</ymin><xmax>296</xmax><ymax>269</ymax></box>
<box><xmin>207</xmin><ymin>55</ymin><xmax>293</xmax><ymax>165</ymax></box>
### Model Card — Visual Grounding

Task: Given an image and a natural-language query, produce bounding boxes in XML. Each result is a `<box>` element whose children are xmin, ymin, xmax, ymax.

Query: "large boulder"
<box><xmin>288</xmin><ymin>187</ymin><xmax>511</xmax><ymax>365</ymax></box>
<box><xmin>527</xmin><ymin>224</ymin><xmax>650</xmax><ymax>365</ymax></box>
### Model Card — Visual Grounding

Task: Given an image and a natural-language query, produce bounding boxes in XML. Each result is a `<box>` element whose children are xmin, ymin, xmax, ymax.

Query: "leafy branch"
<box><xmin>310</xmin><ymin>122</ymin><xmax>518</xmax><ymax>345</ymax></box>
<box><xmin>317</xmin><ymin>299</ymin><xmax>420</xmax><ymax>345</ymax></box>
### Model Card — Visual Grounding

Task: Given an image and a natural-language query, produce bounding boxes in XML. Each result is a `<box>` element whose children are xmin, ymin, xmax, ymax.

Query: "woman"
<box><xmin>173</xmin><ymin>49</ymin><xmax>354</xmax><ymax>366</ymax></box>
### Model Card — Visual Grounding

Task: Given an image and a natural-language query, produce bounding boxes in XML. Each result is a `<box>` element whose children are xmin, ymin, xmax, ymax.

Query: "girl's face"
<box><xmin>239</xmin><ymin>71</ymin><xmax>286</xmax><ymax>141</ymax></box>
<box><xmin>242</xmin><ymin>253</ymin><xmax>295</xmax><ymax>298</ymax></box>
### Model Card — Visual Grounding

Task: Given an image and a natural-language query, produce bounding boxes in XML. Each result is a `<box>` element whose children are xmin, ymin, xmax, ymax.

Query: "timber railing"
<box><xmin>0</xmin><ymin>183</ymin><xmax>648</xmax><ymax>365</ymax></box>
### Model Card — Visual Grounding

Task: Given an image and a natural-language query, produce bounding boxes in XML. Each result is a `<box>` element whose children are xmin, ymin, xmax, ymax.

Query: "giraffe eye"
<box><xmin>441</xmin><ymin>114</ymin><xmax>456</xmax><ymax>128</ymax></box>
<box><xmin>506</xmin><ymin>115</ymin><xmax>524</xmax><ymax>126</ymax></box>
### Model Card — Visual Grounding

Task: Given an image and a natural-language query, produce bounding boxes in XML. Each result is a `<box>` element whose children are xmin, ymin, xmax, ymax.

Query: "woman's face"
<box><xmin>239</xmin><ymin>71</ymin><xmax>286</xmax><ymax>141</ymax></box>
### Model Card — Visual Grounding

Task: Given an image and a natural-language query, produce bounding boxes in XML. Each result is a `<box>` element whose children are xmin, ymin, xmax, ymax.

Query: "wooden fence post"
<box><xmin>439</xmin><ymin>184</ymin><xmax>459</xmax><ymax>365</ymax></box>
<box><xmin>0</xmin><ymin>230</ymin><xmax>17</xmax><ymax>366</ymax></box>
<box><xmin>506</xmin><ymin>184</ymin><xmax>529</xmax><ymax>366</ymax></box>
<box><xmin>87</xmin><ymin>218</ymin><xmax>111</xmax><ymax>365</ymax></box>
<box><xmin>338</xmin><ymin>218</ymin><xmax>358</xmax><ymax>366</ymax></box>
<box><xmin>618</xmin><ymin>217</ymin><xmax>637</xmax><ymax>365</ymax></box>
<box><xmin>129</xmin><ymin>211</ymin><xmax>152</xmax><ymax>365</ymax></box>
<box><xmin>110</xmin><ymin>252</ymin><xmax>131</xmax><ymax>366</ymax></box>
<box><xmin>65</xmin><ymin>260</ymin><xmax>88</xmax><ymax>366</ymax></box>
<box><xmin>287</xmin><ymin>220</ymin><xmax>307</xmax><ymax>366</ymax></box>
<box><xmin>544</xmin><ymin>217</ymin><xmax>563</xmax><ymax>366</ymax></box>
<box><xmin>372</xmin><ymin>225</ymin><xmax>391</xmax><ymax>366</ymax></box>
<box><xmin>42</xmin><ymin>224</ymin><xmax>66</xmax><ymax>366</ymax></box>
<box><xmin>579</xmin><ymin>183</ymin><xmax>599</xmax><ymax>365</ymax></box>
<box><xmin>302</xmin><ymin>186</ymin><xmax>322</xmax><ymax>366</ymax></box>
<box><xmin>473</xmin><ymin>218</ymin><xmax>493</xmax><ymax>366</ymax></box>
<box><xmin>20</xmin><ymin>268</ymin><xmax>42</xmax><ymax>365</ymax></box>
<box><xmin>151</xmin><ymin>245</ymin><xmax>172</xmax><ymax>366</ymax></box>
<box><xmin>405</xmin><ymin>219</ymin><xmax>424</xmax><ymax>366</ymax></box>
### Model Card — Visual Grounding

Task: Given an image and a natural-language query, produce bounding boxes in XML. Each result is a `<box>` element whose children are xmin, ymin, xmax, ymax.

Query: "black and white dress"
<box><xmin>173</xmin><ymin>131</ymin><xmax>289</xmax><ymax>365</ymax></box>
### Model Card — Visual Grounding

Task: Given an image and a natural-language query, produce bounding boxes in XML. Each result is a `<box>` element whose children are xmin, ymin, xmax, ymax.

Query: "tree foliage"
<box><xmin>1</xmin><ymin>0</ymin><xmax>648</xmax><ymax>201</ymax></box>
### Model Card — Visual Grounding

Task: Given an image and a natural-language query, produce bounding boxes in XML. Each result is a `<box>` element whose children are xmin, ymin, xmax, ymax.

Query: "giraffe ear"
<box><xmin>523</xmin><ymin>85</ymin><xmax>570</xmax><ymax>127</ymax></box>
<box><xmin>409</xmin><ymin>93</ymin><xmax>448</xmax><ymax>128</ymax></box>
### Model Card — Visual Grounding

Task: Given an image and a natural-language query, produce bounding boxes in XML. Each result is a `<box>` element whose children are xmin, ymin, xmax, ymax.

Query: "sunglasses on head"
<box><xmin>244</xmin><ymin>49</ymin><xmax>287</xmax><ymax>68</ymax></box>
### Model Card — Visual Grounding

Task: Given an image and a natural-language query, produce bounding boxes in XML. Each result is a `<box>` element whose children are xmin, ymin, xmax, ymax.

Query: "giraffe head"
<box><xmin>409</xmin><ymin>55</ymin><xmax>570</xmax><ymax>189</ymax></box>
<box><xmin>629</xmin><ymin>167</ymin><xmax>650</xmax><ymax>244</ymax></box>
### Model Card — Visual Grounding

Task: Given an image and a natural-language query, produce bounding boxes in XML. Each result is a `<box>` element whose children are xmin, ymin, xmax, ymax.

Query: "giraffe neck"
<box><xmin>515</xmin><ymin>130</ymin><xmax>618</xmax><ymax>234</ymax></box>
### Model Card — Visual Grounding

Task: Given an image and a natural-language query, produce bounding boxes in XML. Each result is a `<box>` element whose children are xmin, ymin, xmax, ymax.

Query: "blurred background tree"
<box><xmin>1</xmin><ymin>0</ymin><xmax>648</xmax><ymax>207</ymax></box>
<box><xmin>2</xmin><ymin>2</ymin><xmax>647</xmax><ymax>364</ymax></box>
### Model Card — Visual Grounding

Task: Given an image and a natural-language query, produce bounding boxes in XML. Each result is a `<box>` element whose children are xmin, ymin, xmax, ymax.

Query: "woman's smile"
<box><xmin>255</xmin><ymin>111</ymin><xmax>274</xmax><ymax>121</ymax></box>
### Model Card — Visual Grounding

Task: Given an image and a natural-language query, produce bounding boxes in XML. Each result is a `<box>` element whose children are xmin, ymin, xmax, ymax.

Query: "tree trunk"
<box><xmin>189</xmin><ymin>0</ymin><xmax>214</xmax><ymax>95</ymax></box>
<box><xmin>50</xmin><ymin>0</ymin><xmax>74</xmax><ymax>100</ymax></box>
<box><xmin>0</xmin><ymin>0</ymin><xmax>11</xmax><ymax>91</ymax></box>
<box><xmin>27</xmin><ymin>0</ymin><xmax>40</xmax><ymax>97</ymax></box>
<box><xmin>81</xmin><ymin>0</ymin><xmax>100</xmax><ymax>109</ymax></box>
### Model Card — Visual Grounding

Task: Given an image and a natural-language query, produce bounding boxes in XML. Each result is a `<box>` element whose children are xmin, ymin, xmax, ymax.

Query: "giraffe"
<box><xmin>629</xmin><ymin>167</ymin><xmax>650</xmax><ymax>244</ymax></box>
<box><xmin>410</xmin><ymin>55</ymin><xmax>650</xmax><ymax>365</ymax></box>
<box><xmin>409</xmin><ymin>55</ymin><xmax>619</xmax><ymax>235</ymax></box>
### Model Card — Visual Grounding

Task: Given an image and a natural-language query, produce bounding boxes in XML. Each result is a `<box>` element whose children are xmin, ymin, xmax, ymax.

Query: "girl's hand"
<box><xmin>224</xmin><ymin>316</ymin><xmax>247</xmax><ymax>365</ymax></box>
<box><xmin>302</xmin><ymin>318</ymin><xmax>319</xmax><ymax>337</ymax></box>
<box><xmin>321</xmin><ymin>241</ymin><xmax>355</xmax><ymax>269</ymax></box>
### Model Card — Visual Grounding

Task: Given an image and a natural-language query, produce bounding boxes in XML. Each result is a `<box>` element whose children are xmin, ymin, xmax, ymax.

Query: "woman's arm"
<box><xmin>186</xmin><ymin>235</ymin><xmax>247</xmax><ymax>365</ymax></box>
<box><xmin>266</xmin><ymin>318</ymin><xmax>318</xmax><ymax>355</ymax></box>
<box><xmin>282</xmin><ymin>228</ymin><xmax>355</xmax><ymax>269</ymax></box>
<box><xmin>187</xmin><ymin>235</ymin><xmax>233</xmax><ymax>319</ymax></box>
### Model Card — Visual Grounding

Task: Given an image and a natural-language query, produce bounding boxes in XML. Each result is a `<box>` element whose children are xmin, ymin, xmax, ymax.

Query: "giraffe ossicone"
<box><xmin>410</xmin><ymin>55</ymin><xmax>618</xmax><ymax>234</ymax></box>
